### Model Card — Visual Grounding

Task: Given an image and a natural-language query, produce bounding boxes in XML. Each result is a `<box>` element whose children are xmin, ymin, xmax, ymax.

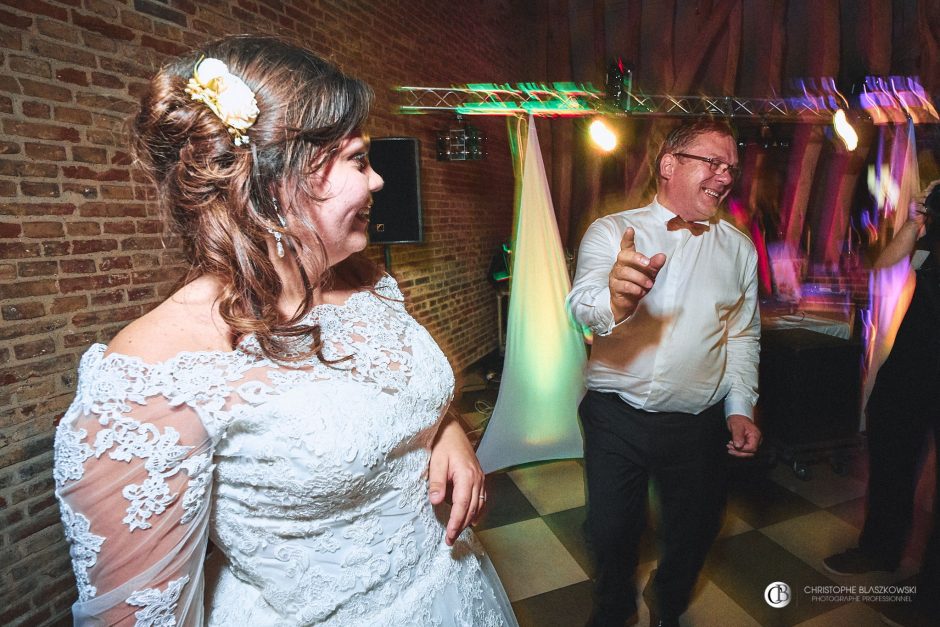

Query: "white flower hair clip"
<box><xmin>184</xmin><ymin>57</ymin><xmax>259</xmax><ymax>146</ymax></box>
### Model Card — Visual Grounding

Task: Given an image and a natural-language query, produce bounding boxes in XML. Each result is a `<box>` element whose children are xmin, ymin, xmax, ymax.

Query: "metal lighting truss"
<box><xmin>397</xmin><ymin>83</ymin><xmax>938</xmax><ymax>123</ymax></box>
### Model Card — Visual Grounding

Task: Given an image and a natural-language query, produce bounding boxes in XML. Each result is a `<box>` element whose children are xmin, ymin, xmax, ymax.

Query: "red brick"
<box><xmin>121</xmin><ymin>236</ymin><xmax>163</xmax><ymax>250</ymax></box>
<box><xmin>0</xmin><ymin>7</ymin><xmax>32</xmax><ymax>28</ymax></box>
<box><xmin>50</xmin><ymin>295</ymin><xmax>87</xmax><ymax>314</ymax></box>
<box><xmin>20</xmin><ymin>181</ymin><xmax>60</xmax><ymax>197</ymax></box>
<box><xmin>14</xmin><ymin>0</ymin><xmax>69</xmax><ymax>21</ymax></box>
<box><xmin>62</xmin><ymin>165</ymin><xmax>129</xmax><ymax>181</ymax></box>
<box><xmin>24</xmin><ymin>143</ymin><xmax>67</xmax><ymax>161</ymax></box>
<box><xmin>66</xmin><ymin>221</ymin><xmax>100</xmax><ymax>236</ymax></box>
<box><xmin>8</xmin><ymin>55</ymin><xmax>50</xmax><ymax>77</ymax></box>
<box><xmin>16</xmin><ymin>260</ymin><xmax>58</xmax><ymax>277</ymax></box>
<box><xmin>0</xmin><ymin>279</ymin><xmax>57</xmax><ymax>299</ymax></box>
<box><xmin>0</xmin><ymin>241</ymin><xmax>42</xmax><ymax>258</ymax></box>
<box><xmin>103</xmin><ymin>221</ymin><xmax>135</xmax><ymax>234</ymax></box>
<box><xmin>0</xmin><ymin>202</ymin><xmax>76</xmax><ymax>217</ymax></box>
<box><xmin>75</xmin><ymin>92</ymin><xmax>136</xmax><ymax>113</ymax></box>
<box><xmin>0</xmin><ymin>140</ymin><xmax>20</xmax><ymax>154</ymax></box>
<box><xmin>71</xmin><ymin>146</ymin><xmax>107</xmax><ymax>164</ymax></box>
<box><xmin>21</xmin><ymin>221</ymin><xmax>64</xmax><ymax>238</ymax></box>
<box><xmin>41</xmin><ymin>240</ymin><xmax>71</xmax><ymax>256</ymax></box>
<box><xmin>71</xmin><ymin>305</ymin><xmax>140</xmax><ymax>327</ymax></box>
<box><xmin>0</xmin><ymin>180</ymin><xmax>15</xmax><ymax>196</ymax></box>
<box><xmin>21</xmin><ymin>100</ymin><xmax>51</xmax><ymax>118</ymax></box>
<box><xmin>54</xmin><ymin>67</ymin><xmax>89</xmax><ymax>86</ymax></box>
<box><xmin>100</xmin><ymin>185</ymin><xmax>134</xmax><ymax>200</ymax></box>
<box><xmin>139</xmin><ymin>34</ymin><xmax>187</xmax><ymax>55</ymax></box>
<box><xmin>133</xmin><ymin>0</ymin><xmax>187</xmax><ymax>26</ymax></box>
<box><xmin>0</xmin><ymin>95</ymin><xmax>12</xmax><ymax>114</ymax></box>
<box><xmin>59</xmin><ymin>259</ymin><xmax>96</xmax><ymax>274</ymax></box>
<box><xmin>128</xmin><ymin>286</ymin><xmax>155</xmax><ymax>301</ymax></box>
<box><xmin>120</xmin><ymin>9</ymin><xmax>153</xmax><ymax>32</ymax></box>
<box><xmin>70</xmin><ymin>239</ymin><xmax>117</xmax><ymax>254</ymax></box>
<box><xmin>0</xmin><ymin>222</ymin><xmax>21</xmax><ymax>237</ymax></box>
<box><xmin>90</xmin><ymin>71</ymin><xmax>124</xmax><ymax>89</ymax></box>
<box><xmin>98</xmin><ymin>255</ymin><xmax>133</xmax><ymax>271</ymax></box>
<box><xmin>64</xmin><ymin>330</ymin><xmax>97</xmax><ymax>347</ymax></box>
<box><xmin>82</xmin><ymin>27</ymin><xmax>119</xmax><ymax>51</ymax></box>
<box><xmin>112</xmin><ymin>150</ymin><xmax>133</xmax><ymax>166</ymax></box>
<box><xmin>35</xmin><ymin>15</ymin><xmax>81</xmax><ymax>43</ymax></box>
<box><xmin>63</xmin><ymin>183</ymin><xmax>99</xmax><ymax>198</ymax></box>
<box><xmin>2</xmin><ymin>120</ymin><xmax>80</xmax><ymax>142</ymax></box>
<box><xmin>19</xmin><ymin>78</ymin><xmax>73</xmax><ymax>103</ymax></box>
<box><xmin>2</xmin><ymin>302</ymin><xmax>45</xmax><ymax>320</ymax></box>
<box><xmin>13</xmin><ymin>338</ymin><xmax>56</xmax><ymax>360</ymax></box>
<box><xmin>54</xmin><ymin>106</ymin><xmax>93</xmax><ymax>126</ymax></box>
<box><xmin>0</xmin><ymin>159</ymin><xmax>58</xmax><ymax>177</ymax></box>
<box><xmin>73</xmin><ymin>11</ymin><xmax>135</xmax><ymax>40</ymax></box>
<box><xmin>78</xmin><ymin>202</ymin><xmax>146</xmax><ymax>217</ymax></box>
<box><xmin>59</xmin><ymin>273</ymin><xmax>127</xmax><ymax>293</ymax></box>
<box><xmin>90</xmin><ymin>289</ymin><xmax>125</xmax><ymax>306</ymax></box>
<box><xmin>26</xmin><ymin>38</ymin><xmax>95</xmax><ymax>67</ymax></box>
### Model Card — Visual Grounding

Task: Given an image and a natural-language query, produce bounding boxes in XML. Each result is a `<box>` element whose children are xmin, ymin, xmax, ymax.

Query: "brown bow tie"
<box><xmin>666</xmin><ymin>216</ymin><xmax>709</xmax><ymax>236</ymax></box>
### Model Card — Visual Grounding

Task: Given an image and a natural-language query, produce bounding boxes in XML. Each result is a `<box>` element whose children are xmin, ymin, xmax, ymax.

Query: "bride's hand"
<box><xmin>427</xmin><ymin>415</ymin><xmax>486</xmax><ymax>546</ymax></box>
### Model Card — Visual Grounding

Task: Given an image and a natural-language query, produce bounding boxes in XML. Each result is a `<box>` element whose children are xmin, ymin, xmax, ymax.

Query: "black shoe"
<box><xmin>823</xmin><ymin>547</ymin><xmax>896</xmax><ymax>576</ymax></box>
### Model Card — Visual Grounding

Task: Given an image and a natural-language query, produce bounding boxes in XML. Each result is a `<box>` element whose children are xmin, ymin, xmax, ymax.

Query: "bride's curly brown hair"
<box><xmin>133</xmin><ymin>35</ymin><xmax>375</xmax><ymax>361</ymax></box>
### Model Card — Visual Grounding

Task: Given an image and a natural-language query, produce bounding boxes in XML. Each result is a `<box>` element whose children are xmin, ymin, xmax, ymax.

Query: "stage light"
<box><xmin>589</xmin><ymin>118</ymin><xmax>617</xmax><ymax>152</ymax></box>
<box><xmin>832</xmin><ymin>108</ymin><xmax>858</xmax><ymax>151</ymax></box>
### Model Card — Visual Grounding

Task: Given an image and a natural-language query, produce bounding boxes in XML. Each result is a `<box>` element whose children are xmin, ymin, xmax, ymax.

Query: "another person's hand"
<box><xmin>910</xmin><ymin>178</ymin><xmax>940</xmax><ymax>238</ymax></box>
<box><xmin>609</xmin><ymin>227</ymin><xmax>667</xmax><ymax>323</ymax></box>
<box><xmin>726</xmin><ymin>414</ymin><xmax>762</xmax><ymax>458</ymax></box>
<box><xmin>428</xmin><ymin>416</ymin><xmax>486</xmax><ymax>546</ymax></box>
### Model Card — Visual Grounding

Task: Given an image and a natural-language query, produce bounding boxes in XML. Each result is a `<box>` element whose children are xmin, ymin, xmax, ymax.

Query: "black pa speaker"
<box><xmin>368</xmin><ymin>137</ymin><xmax>423</xmax><ymax>244</ymax></box>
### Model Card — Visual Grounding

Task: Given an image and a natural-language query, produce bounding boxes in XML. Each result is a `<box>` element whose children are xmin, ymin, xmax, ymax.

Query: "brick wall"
<box><xmin>0</xmin><ymin>1</ymin><xmax>536</xmax><ymax>624</ymax></box>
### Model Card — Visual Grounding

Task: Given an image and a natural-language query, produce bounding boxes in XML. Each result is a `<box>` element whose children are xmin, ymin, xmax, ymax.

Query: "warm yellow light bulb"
<box><xmin>833</xmin><ymin>108</ymin><xmax>858</xmax><ymax>151</ymax></box>
<box><xmin>589</xmin><ymin>118</ymin><xmax>617</xmax><ymax>152</ymax></box>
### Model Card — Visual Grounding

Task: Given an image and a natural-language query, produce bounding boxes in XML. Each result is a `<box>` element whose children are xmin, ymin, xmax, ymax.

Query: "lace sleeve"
<box><xmin>54</xmin><ymin>346</ymin><xmax>230</xmax><ymax>626</ymax></box>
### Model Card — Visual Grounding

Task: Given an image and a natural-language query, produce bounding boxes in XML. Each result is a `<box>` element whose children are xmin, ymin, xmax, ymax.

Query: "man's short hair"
<box><xmin>654</xmin><ymin>119</ymin><xmax>737</xmax><ymax>180</ymax></box>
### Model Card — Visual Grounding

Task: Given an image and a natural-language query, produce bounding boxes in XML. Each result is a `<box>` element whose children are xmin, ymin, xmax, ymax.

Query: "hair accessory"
<box><xmin>185</xmin><ymin>57</ymin><xmax>259</xmax><ymax>146</ymax></box>
<box><xmin>269</xmin><ymin>200</ymin><xmax>287</xmax><ymax>258</ymax></box>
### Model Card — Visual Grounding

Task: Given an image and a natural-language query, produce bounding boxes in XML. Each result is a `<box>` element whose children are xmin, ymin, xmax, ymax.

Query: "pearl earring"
<box><xmin>269</xmin><ymin>200</ymin><xmax>287</xmax><ymax>259</ymax></box>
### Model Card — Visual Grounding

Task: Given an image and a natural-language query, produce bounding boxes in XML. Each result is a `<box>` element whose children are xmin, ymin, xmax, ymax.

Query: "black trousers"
<box><xmin>579</xmin><ymin>390</ymin><xmax>729</xmax><ymax>624</ymax></box>
<box><xmin>859</xmin><ymin>396</ymin><xmax>940</xmax><ymax>607</ymax></box>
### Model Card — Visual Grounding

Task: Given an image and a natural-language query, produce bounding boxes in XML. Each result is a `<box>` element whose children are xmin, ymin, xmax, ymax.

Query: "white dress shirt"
<box><xmin>567</xmin><ymin>197</ymin><xmax>760</xmax><ymax>418</ymax></box>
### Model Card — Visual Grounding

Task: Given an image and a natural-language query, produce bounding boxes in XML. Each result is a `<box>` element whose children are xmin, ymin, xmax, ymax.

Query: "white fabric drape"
<box><xmin>476</xmin><ymin>117</ymin><xmax>586</xmax><ymax>473</ymax></box>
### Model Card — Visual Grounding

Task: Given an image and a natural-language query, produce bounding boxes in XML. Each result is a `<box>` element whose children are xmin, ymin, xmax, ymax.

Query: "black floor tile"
<box><xmin>726</xmin><ymin>473</ymin><xmax>819</xmax><ymax>529</ymax></box>
<box><xmin>512</xmin><ymin>580</ymin><xmax>594</xmax><ymax>627</ymax></box>
<box><xmin>475</xmin><ymin>472</ymin><xmax>540</xmax><ymax>531</ymax></box>
<box><xmin>704</xmin><ymin>530</ymin><xmax>842</xmax><ymax>626</ymax></box>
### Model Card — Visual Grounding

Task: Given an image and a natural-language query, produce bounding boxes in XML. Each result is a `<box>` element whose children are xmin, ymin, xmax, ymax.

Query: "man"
<box><xmin>824</xmin><ymin>180</ymin><xmax>940</xmax><ymax>627</ymax></box>
<box><xmin>567</xmin><ymin>119</ymin><xmax>762</xmax><ymax>627</ymax></box>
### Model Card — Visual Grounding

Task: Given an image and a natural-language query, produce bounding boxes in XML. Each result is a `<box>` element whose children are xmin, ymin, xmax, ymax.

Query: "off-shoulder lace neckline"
<box><xmin>94</xmin><ymin>275</ymin><xmax>398</xmax><ymax>368</ymax></box>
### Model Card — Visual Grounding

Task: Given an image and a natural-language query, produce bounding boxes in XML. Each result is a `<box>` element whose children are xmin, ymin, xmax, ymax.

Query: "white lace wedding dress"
<box><xmin>54</xmin><ymin>276</ymin><xmax>517</xmax><ymax>626</ymax></box>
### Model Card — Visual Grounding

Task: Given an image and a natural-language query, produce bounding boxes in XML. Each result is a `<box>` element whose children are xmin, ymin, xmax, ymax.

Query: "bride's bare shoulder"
<box><xmin>106</xmin><ymin>276</ymin><xmax>233</xmax><ymax>363</ymax></box>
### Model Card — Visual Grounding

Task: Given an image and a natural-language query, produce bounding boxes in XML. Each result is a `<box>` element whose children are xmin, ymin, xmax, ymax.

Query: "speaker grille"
<box><xmin>369</xmin><ymin>137</ymin><xmax>423</xmax><ymax>244</ymax></box>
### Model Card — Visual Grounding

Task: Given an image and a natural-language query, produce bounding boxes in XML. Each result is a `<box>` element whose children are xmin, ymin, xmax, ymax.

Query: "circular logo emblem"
<box><xmin>764</xmin><ymin>581</ymin><xmax>791</xmax><ymax>608</ymax></box>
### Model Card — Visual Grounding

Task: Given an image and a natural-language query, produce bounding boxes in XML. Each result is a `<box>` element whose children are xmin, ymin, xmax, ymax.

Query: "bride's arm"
<box><xmin>427</xmin><ymin>412</ymin><xmax>486</xmax><ymax>546</ymax></box>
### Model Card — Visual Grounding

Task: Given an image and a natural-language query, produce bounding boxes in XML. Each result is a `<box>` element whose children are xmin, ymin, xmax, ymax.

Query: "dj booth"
<box><xmin>756</xmin><ymin>324</ymin><xmax>864</xmax><ymax>479</ymax></box>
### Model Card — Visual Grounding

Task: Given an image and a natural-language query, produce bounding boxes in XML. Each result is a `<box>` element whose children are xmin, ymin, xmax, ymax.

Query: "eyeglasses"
<box><xmin>673</xmin><ymin>152</ymin><xmax>741</xmax><ymax>180</ymax></box>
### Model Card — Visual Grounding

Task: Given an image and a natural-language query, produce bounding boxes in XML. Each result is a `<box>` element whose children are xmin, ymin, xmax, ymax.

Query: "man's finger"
<box><xmin>648</xmin><ymin>252</ymin><xmax>667</xmax><ymax>272</ymax></box>
<box><xmin>620</xmin><ymin>227</ymin><xmax>636</xmax><ymax>252</ymax></box>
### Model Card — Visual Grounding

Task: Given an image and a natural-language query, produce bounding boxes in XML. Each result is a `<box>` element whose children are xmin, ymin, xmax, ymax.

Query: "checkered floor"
<box><xmin>455</xmin><ymin>374</ymin><xmax>934</xmax><ymax>627</ymax></box>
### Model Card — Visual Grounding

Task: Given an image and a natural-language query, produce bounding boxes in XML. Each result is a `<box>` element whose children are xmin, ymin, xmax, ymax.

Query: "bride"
<box><xmin>53</xmin><ymin>35</ymin><xmax>516</xmax><ymax>626</ymax></box>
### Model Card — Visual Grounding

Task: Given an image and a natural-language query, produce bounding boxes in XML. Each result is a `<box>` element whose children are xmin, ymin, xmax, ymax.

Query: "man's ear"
<box><xmin>659</xmin><ymin>153</ymin><xmax>675</xmax><ymax>180</ymax></box>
